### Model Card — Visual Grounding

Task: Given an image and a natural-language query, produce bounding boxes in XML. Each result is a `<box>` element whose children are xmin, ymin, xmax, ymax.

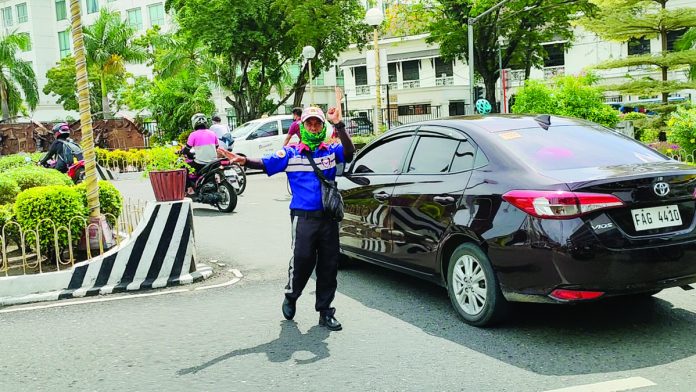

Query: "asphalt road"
<box><xmin>1</xmin><ymin>172</ymin><xmax>696</xmax><ymax>391</ymax></box>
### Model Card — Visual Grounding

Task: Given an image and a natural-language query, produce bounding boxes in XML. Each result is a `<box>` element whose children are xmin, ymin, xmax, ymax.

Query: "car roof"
<box><xmin>247</xmin><ymin>114</ymin><xmax>293</xmax><ymax>123</ymax></box>
<box><xmin>417</xmin><ymin>114</ymin><xmax>588</xmax><ymax>134</ymax></box>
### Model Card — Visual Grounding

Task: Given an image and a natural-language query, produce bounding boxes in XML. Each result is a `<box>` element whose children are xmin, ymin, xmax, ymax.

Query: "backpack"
<box><xmin>57</xmin><ymin>139</ymin><xmax>84</xmax><ymax>164</ymax></box>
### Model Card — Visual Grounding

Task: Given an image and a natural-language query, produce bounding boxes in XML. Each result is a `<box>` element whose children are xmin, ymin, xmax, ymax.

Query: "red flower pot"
<box><xmin>149</xmin><ymin>169</ymin><xmax>186</xmax><ymax>202</ymax></box>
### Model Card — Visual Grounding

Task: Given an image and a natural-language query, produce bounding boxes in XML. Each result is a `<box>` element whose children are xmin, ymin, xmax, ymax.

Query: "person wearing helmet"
<box><xmin>39</xmin><ymin>123</ymin><xmax>84</xmax><ymax>173</ymax></box>
<box><xmin>217</xmin><ymin>87</ymin><xmax>353</xmax><ymax>331</ymax></box>
<box><xmin>180</xmin><ymin>113</ymin><xmax>219</xmax><ymax>192</ymax></box>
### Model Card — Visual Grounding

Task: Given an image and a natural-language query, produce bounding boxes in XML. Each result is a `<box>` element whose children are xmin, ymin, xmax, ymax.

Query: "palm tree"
<box><xmin>0</xmin><ymin>32</ymin><xmax>38</xmax><ymax>120</ymax></box>
<box><xmin>83</xmin><ymin>9</ymin><xmax>146</xmax><ymax>118</ymax></box>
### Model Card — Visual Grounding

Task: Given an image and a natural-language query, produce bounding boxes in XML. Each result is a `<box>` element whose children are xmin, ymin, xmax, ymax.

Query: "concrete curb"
<box><xmin>0</xmin><ymin>200</ymin><xmax>209</xmax><ymax>307</ymax></box>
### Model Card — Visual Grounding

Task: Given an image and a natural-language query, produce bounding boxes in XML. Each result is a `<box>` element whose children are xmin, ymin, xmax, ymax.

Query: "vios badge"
<box><xmin>653</xmin><ymin>182</ymin><xmax>670</xmax><ymax>197</ymax></box>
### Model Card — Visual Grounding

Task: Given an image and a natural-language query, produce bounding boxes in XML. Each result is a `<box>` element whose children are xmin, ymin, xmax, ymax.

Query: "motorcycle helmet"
<box><xmin>191</xmin><ymin>113</ymin><xmax>208</xmax><ymax>130</ymax></box>
<box><xmin>52</xmin><ymin>122</ymin><xmax>70</xmax><ymax>138</ymax></box>
<box><xmin>475</xmin><ymin>99</ymin><xmax>492</xmax><ymax>115</ymax></box>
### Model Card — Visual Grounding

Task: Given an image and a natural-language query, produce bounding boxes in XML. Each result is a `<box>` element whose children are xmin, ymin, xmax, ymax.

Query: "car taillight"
<box><xmin>549</xmin><ymin>289</ymin><xmax>605</xmax><ymax>301</ymax></box>
<box><xmin>502</xmin><ymin>190</ymin><xmax>624</xmax><ymax>219</ymax></box>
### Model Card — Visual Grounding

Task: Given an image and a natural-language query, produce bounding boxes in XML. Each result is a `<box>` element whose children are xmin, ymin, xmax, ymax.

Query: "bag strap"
<box><xmin>302</xmin><ymin>150</ymin><xmax>330</xmax><ymax>186</ymax></box>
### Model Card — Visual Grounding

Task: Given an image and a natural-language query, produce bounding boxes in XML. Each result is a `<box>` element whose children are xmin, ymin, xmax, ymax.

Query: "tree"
<box><xmin>0</xmin><ymin>32</ymin><xmax>38</xmax><ymax>120</ymax></box>
<box><xmin>581</xmin><ymin>0</ymin><xmax>696</xmax><ymax>104</ymax></box>
<box><xmin>165</xmin><ymin>0</ymin><xmax>370</xmax><ymax>122</ymax></box>
<box><xmin>82</xmin><ymin>9</ymin><xmax>147</xmax><ymax>118</ymax></box>
<box><xmin>43</xmin><ymin>56</ymin><xmax>123</xmax><ymax>114</ymax></box>
<box><xmin>416</xmin><ymin>0</ymin><xmax>595</xmax><ymax>112</ymax></box>
<box><xmin>675</xmin><ymin>28</ymin><xmax>696</xmax><ymax>80</ymax></box>
<box><xmin>512</xmin><ymin>73</ymin><xmax>620</xmax><ymax>128</ymax></box>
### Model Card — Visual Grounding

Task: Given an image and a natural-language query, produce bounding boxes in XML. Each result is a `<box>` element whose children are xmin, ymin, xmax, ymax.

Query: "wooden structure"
<box><xmin>0</xmin><ymin>119</ymin><xmax>50</xmax><ymax>156</ymax></box>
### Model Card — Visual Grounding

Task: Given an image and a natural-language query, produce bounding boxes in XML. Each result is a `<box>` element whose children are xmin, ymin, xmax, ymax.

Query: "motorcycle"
<box><xmin>222</xmin><ymin>136</ymin><xmax>247</xmax><ymax>196</ymax></box>
<box><xmin>41</xmin><ymin>159</ymin><xmax>86</xmax><ymax>184</ymax></box>
<box><xmin>186</xmin><ymin>158</ymin><xmax>239</xmax><ymax>213</ymax></box>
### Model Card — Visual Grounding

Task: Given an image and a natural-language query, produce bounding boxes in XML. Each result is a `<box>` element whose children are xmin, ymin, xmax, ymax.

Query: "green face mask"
<box><xmin>300</xmin><ymin>123</ymin><xmax>326</xmax><ymax>151</ymax></box>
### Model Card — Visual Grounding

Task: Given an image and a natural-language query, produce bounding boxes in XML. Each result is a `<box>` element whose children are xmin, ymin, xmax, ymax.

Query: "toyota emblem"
<box><xmin>653</xmin><ymin>182</ymin><xmax>670</xmax><ymax>197</ymax></box>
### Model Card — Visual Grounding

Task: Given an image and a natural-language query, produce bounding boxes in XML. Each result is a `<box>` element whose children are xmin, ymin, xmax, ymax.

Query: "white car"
<box><xmin>230</xmin><ymin>114</ymin><xmax>334</xmax><ymax>159</ymax></box>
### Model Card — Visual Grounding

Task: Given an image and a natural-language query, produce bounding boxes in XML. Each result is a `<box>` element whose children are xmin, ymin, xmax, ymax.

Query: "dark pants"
<box><xmin>285</xmin><ymin>211</ymin><xmax>340</xmax><ymax>316</ymax></box>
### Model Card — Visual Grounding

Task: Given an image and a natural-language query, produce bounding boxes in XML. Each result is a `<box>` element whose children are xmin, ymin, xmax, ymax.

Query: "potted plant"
<box><xmin>145</xmin><ymin>145</ymin><xmax>190</xmax><ymax>202</ymax></box>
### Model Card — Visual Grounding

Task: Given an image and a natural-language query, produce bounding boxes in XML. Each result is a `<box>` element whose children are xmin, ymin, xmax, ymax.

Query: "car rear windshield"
<box><xmin>495</xmin><ymin>125</ymin><xmax>668</xmax><ymax>171</ymax></box>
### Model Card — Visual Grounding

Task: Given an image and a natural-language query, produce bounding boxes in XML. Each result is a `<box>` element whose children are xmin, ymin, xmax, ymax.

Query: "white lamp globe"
<box><xmin>302</xmin><ymin>45</ymin><xmax>316</xmax><ymax>59</ymax></box>
<box><xmin>365</xmin><ymin>7</ymin><xmax>384</xmax><ymax>27</ymax></box>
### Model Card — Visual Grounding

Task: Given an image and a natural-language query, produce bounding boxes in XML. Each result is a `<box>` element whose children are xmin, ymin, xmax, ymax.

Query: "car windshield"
<box><xmin>496</xmin><ymin>125</ymin><xmax>668</xmax><ymax>171</ymax></box>
<box><xmin>230</xmin><ymin>121</ymin><xmax>260</xmax><ymax>138</ymax></box>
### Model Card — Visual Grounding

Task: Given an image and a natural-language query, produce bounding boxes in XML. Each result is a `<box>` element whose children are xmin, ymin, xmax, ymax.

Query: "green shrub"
<box><xmin>0</xmin><ymin>203</ymin><xmax>20</xmax><ymax>246</ymax></box>
<box><xmin>13</xmin><ymin>186</ymin><xmax>88</xmax><ymax>257</ymax></box>
<box><xmin>640</xmin><ymin>128</ymin><xmax>661</xmax><ymax>143</ymax></box>
<box><xmin>4</xmin><ymin>166</ymin><xmax>72</xmax><ymax>191</ymax></box>
<box><xmin>0</xmin><ymin>174</ymin><xmax>20</xmax><ymax>204</ymax></box>
<box><xmin>178</xmin><ymin>129</ymin><xmax>193</xmax><ymax>146</ymax></box>
<box><xmin>622</xmin><ymin>112</ymin><xmax>647</xmax><ymax>121</ymax></box>
<box><xmin>0</xmin><ymin>154</ymin><xmax>34</xmax><ymax>172</ymax></box>
<box><xmin>666</xmin><ymin>107</ymin><xmax>696</xmax><ymax>154</ymax></box>
<box><xmin>75</xmin><ymin>181</ymin><xmax>123</xmax><ymax>226</ymax></box>
<box><xmin>145</xmin><ymin>146</ymin><xmax>189</xmax><ymax>174</ymax></box>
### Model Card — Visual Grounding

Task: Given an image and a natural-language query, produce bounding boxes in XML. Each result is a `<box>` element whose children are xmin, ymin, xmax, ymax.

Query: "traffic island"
<box><xmin>0</xmin><ymin>200</ymin><xmax>211</xmax><ymax>306</ymax></box>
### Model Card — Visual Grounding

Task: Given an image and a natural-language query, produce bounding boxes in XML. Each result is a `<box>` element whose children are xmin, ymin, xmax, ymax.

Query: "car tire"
<box><xmin>447</xmin><ymin>243</ymin><xmax>509</xmax><ymax>327</ymax></box>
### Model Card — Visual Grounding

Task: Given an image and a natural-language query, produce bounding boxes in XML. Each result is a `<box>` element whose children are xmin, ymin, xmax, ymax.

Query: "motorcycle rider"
<box><xmin>39</xmin><ymin>123</ymin><xmax>83</xmax><ymax>173</ymax></box>
<box><xmin>180</xmin><ymin>113</ymin><xmax>219</xmax><ymax>193</ymax></box>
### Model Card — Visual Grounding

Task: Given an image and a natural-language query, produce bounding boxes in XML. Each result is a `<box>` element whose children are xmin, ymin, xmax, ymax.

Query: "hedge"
<box><xmin>0</xmin><ymin>174</ymin><xmax>21</xmax><ymax>204</ymax></box>
<box><xmin>13</xmin><ymin>186</ymin><xmax>88</xmax><ymax>257</ymax></box>
<box><xmin>4</xmin><ymin>166</ymin><xmax>73</xmax><ymax>191</ymax></box>
<box><xmin>75</xmin><ymin>180</ymin><xmax>123</xmax><ymax>226</ymax></box>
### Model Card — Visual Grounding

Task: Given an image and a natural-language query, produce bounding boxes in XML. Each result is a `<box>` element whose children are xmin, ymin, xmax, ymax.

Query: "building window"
<box><xmin>388</xmin><ymin>63</ymin><xmax>397</xmax><ymax>83</ymax></box>
<box><xmin>313</xmin><ymin>70</ymin><xmax>324</xmax><ymax>86</ymax></box>
<box><xmin>55</xmin><ymin>0</ymin><xmax>67</xmax><ymax>21</ymax></box>
<box><xmin>402</xmin><ymin>60</ymin><xmax>420</xmax><ymax>81</ymax></box>
<box><xmin>86</xmin><ymin>0</ymin><xmax>99</xmax><ymax>14</ymax></box>
<box><xmin>543</xmin><ymin>43</ymin><xmax>565</xmax><ymax>67</ymax></box>
<box><xmin>398</xmin><ymin>104</ymin><xmax>431</xmax><ymax>116</ymax></box>
<box><xmin>148</xmin><ymin>3</ymin><xmax>165</xmax><ymax>27</ymax></box>
<box><xmin>127</xmin><ymin>8</ymin><xmax>142</xmax><ymax>30</ymax></box>
<box><xmin>627</xmin><ymin>37</ymin><xmax>650</xmax><ymax>56</ymax></box>
<box><xmin>666</xmin><ymin>28</ymin><xmax>687</xmax><ymax>51</ymax></box>
<box><xmin>354</xmin><ymin>66</ymin><xmax>367</xmax><ymax>86</ymax></box>
<box><xmin>16</xmin><ymin>3</ymin><xmax>28</xmax><ymax>23</ymax></box>
<box><xmin>58</xmin><ymin>30</ymin><xmax>71</xmax><ymax>58</ymax></box>
<box><xmin>435</xmin><ymin>57</ymin><xmax>453</xmax><ymax>77</ymax></box>
<box><xmin>2</xmin><ymin>6</ymin><xmax>13</xmax><ymax>27</ymax></box>
<box><xmin>449</xmin><ymin>101</ymin><xmax>466</xmax><ymax>116</ymax></box>
<box><xmin>336</xmin><ymin>68</ymin><xmax>344</xmax><ymax>87</ymax></box>
<box><xmin>19</xmin><ymin>33</ymin><xmax>31</xmax><ymax>51</ymax></box>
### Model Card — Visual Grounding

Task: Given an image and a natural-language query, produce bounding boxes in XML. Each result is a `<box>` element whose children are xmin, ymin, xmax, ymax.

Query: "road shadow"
<box><xmin>192</xmin><ymin>207</ymin><xmax>236</xmax><ymax>216</ymax></box>
<box><xmin>338</xmin><ymin>261</ymin><xmax>696</xmax><ymax>376</ymax></box>
<box><xmin>176</xmin><ymin>321</ymin><xmax>330</xmax><ymax>375</ymax></box>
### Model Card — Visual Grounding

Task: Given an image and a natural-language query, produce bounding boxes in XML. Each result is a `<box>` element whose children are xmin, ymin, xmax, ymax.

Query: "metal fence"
<box><xmin>350</xmin><ymin>105</ymin><xmax>443</xmax><ymax>133</ymax></box>
<box><xmin>1</xmin><ymin>199</ymin><xmax>147</xmax><ymax>277</ymax></box>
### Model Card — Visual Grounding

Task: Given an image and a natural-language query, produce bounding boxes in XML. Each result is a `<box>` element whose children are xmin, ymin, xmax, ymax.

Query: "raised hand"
<box><xmin>217</xmin><ymin>147</ymin><xmax>246</xmax><ymax>165</ymax></box>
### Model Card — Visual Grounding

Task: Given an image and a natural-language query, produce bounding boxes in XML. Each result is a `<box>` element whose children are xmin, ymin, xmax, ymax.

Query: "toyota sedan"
<box><xmin>337</xmin><ymin>115</ymin><xmax>696</xmax><ymax>327</ymax></box>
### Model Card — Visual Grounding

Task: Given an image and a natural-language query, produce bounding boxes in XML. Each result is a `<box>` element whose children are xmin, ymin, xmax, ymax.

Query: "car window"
<box><xmin>407</xmin><ymin>136</ymin><xmax>461</xmax><ymax>173</ymax></box>
<box><xmin>248</xmin><ymin>121</ymin><xmax>279</xmax><ymax>140</ymax></box>
<box><xmin>230</xmin><ymin>121</ymin><xmax>258</xmax><ymax>138</ymax></box>
<box><xmin>281</xmin><ymin>119</ymin><xmax>294</xmax><ymax>134</ymax></box>
<box><xmin>450</xmin><ymin>140</ymin><xmax>477</xmax><ymax>172</ymax></box>
<box><xmin>353</xmin><ymin>134</ymin><xmax>413</xmax><ymax>174</ymax></box>
<box><xmin>497</xmin><ymin>125</ymin><xmax>667</xmax><ymax>171</ymax></box>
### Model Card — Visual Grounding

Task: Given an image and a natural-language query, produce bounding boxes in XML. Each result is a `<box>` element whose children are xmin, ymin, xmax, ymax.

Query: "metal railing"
<box><xmin>435</xmin><ymin>76</ymin><xmax>454</xmax><ymax>86</ymax></box>
<box><xmin>356</xmin><ymin>85</ymin><xmax>371</xmax><ymax>96</ymax></box>
<box><xmin>1</xmin><ymin>199</ymin><xmax>147</xmax><ymax>277</ymax></box>
<box><xmin>402</xmin><ymin>80</ymin><xmax>421</xmax><ymax>89</ymax></box>
<box><xmin>543</xmin><ymin>66</ymin><xmax>565</xmax><ymax>79</ymax></box>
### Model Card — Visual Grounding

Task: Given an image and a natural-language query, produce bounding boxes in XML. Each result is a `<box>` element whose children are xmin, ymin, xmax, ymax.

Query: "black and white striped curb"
<box><xmin>96</xmin><ymin>164</ymin><xmax>116</xmax><ymax>181</ymax></box>
<box><xmin>0</xmin><ymin>200</ymin><xmax>211</xmax><ymax>306</ymax></box>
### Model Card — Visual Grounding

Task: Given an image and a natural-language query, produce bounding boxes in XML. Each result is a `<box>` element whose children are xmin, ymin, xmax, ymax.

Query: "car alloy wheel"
<box><xmin>447</xmin><ymin>243</ymin><xmax>509</xmax><ymax>327</ymax></box>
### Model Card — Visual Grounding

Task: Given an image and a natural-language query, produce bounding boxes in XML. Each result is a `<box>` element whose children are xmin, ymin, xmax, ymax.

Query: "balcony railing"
<box><xmin>387</xmin><ymin>82</ymin><xmax>398</xmax><ymax>91</ymax></box>
<box><xmin>435</xmin><ymin>76</ymin><xmax>454</xmax><ymax>86</ymax></box>
<box><xmin>507</xmin><ymin>69</ymin><xmax>525</xmax><ymax>84</ymax></box>
<box><xmin>543</xmin><ymin>66</ymin><xmax>565</xmax><ymax>79</ymax></box>
<box><xmin>402</xmin><ymin>80</ymin><xmax>420</xmax><ymax>89</ymax></box>
<box><xmin>356</xmin><ymin>85</ymin><xmax>371</xmax><ymax>96</ymax></box>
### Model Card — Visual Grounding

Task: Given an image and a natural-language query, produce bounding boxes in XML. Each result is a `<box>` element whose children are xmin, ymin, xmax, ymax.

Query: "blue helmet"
<box><xmin>475</xmin><ymin>99</ymin><xmax>492</xmax><ymax>115</ymax></box>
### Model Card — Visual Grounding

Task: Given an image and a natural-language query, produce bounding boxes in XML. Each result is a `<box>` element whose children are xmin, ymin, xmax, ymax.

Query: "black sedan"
<box><xmin>337</xmin><ymin>114</ymin><xmax>696</xmax><ymax>327</ymax></box>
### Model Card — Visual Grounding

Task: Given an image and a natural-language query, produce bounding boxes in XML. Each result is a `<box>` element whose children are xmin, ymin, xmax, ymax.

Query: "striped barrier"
<box><xmin>0</xmin><ymin>200</ymin><xmax>211</xmax><ymax>306</ymax></box>
<box><xmin>96</xmin><ymin>163</ymin><xmax>116</xmax><ymax>180</ymax></box>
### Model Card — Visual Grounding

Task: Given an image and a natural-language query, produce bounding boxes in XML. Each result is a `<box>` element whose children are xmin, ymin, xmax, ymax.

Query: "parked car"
<box><xmin>337</xmin><ymin>114</ymin><xmax>696</xmax><ymax>327</ymax></box>
<box><xmin>345</xmin><ymin>116</ymin><xmax>373</xmax><ymax>136</ymax></box>
<box><xmin>231</xmin><ymin>114</ymin><xmax>334</xmax><ymax>159</ymax></box>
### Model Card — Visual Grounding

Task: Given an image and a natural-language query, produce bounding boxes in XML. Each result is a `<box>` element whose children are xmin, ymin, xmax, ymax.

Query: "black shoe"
<box><xmin>282</xmin><ymin>298</ymin><xmax>296</xmax><ymax>320</ymax></box>
<box><xmin>319</xmin><ymin>314</ymin><xmax>342</xmax><ymax>331</ymax></box>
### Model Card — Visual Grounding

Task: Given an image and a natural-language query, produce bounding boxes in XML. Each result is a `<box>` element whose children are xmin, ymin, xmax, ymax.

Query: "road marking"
<box><xmin>543</xmin><ymin>377</ymin><xmax>656</xmax><ymax>392</ymax></box>
<box><xmin>0</xmin><ymin>271</ymin><xmax>244</xmax><ymax>314</ymax></box>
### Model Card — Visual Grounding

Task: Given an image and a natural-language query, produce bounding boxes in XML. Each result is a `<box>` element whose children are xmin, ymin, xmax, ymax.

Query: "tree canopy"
<box><xmin>0</xmin><ymin>32</ymin><xmax>38</xmax><ymax>120</ymax></box>
<box><xmin>165</xmin><ymin>0</ymin><xmax>370</xmax><ymax>122</ymax></box>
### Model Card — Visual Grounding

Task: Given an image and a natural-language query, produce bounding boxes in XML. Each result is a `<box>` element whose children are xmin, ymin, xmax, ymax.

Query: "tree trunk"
<box><xmin>660</xmin><ymin>2</ymin><xmax>669</xmax><ymax>105</ymax></box>
<box><xmin>483</xmin><ymin>76</ymin><xmax>498</xmax><ymax>113</ymax></box>
<box><xmin>0</xmin><ymin>83</ymin><xmax>9</xmax><ymax>121</ymax></box>
<box><xmin>100</xmin><ymin>73</ymin><xmax>110</xmax><ymax>119</ymax></box>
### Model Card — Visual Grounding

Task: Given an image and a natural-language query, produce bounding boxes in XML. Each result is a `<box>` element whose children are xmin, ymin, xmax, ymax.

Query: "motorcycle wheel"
<box><xmin>73</xmin><ymin>167</ymin><xmax>86</xmax><ymax>184</ymax></box>
<box><xmin>216</xmin><ymin>181</ymin><xmax>237</xmax><ymax>213</ymax></box>
<box><xmin>232</xmin><ymin>163</ymin><xmax>247</xmax><ymax>195</ymax></box>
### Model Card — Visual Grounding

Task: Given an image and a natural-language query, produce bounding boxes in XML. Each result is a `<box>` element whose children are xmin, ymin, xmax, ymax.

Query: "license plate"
<box><xmin>631</xmin><ymin>205</ymin><xmax>682</xmax><ymax>231</ymax></box>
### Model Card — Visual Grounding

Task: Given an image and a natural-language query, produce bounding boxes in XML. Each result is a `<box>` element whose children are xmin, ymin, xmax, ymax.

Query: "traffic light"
<box><xmin>474</xmin><ymin>86</ymin><xmax>484</xmax><ymax>101</ymax></box>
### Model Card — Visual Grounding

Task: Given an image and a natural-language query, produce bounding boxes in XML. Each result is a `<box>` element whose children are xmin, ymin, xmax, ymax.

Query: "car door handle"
<box><xmin>434</xmin><ymin>195</ymin><xmax>455</xmax><ymax>205</ymax></box>
<box><xmin>374</xmin><ymin>192</ymin><xmax>390</xmax><ymax>201</ymax></box>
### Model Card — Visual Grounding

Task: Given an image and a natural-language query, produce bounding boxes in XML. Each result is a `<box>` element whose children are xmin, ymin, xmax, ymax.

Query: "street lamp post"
<box><xmin>302</xmin><ymin>45</ymin><xmax>316</xmax><ymax>106</ymax></box>
<box><xmin>468</xmin><ymin>0</ymin><xmax>514</xmax><ymax>113</ymax></box>
<box><xmin>365</xmin><ymin>7</ymin><xmax>384</xmax><ymax>133</ymax></box>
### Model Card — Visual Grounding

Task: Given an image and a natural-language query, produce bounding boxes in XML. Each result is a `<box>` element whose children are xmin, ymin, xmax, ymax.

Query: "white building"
<box><xmin>0</xmin><ymin>0</ymin><xmax>173</xmax><ymax>121</ymax></box>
